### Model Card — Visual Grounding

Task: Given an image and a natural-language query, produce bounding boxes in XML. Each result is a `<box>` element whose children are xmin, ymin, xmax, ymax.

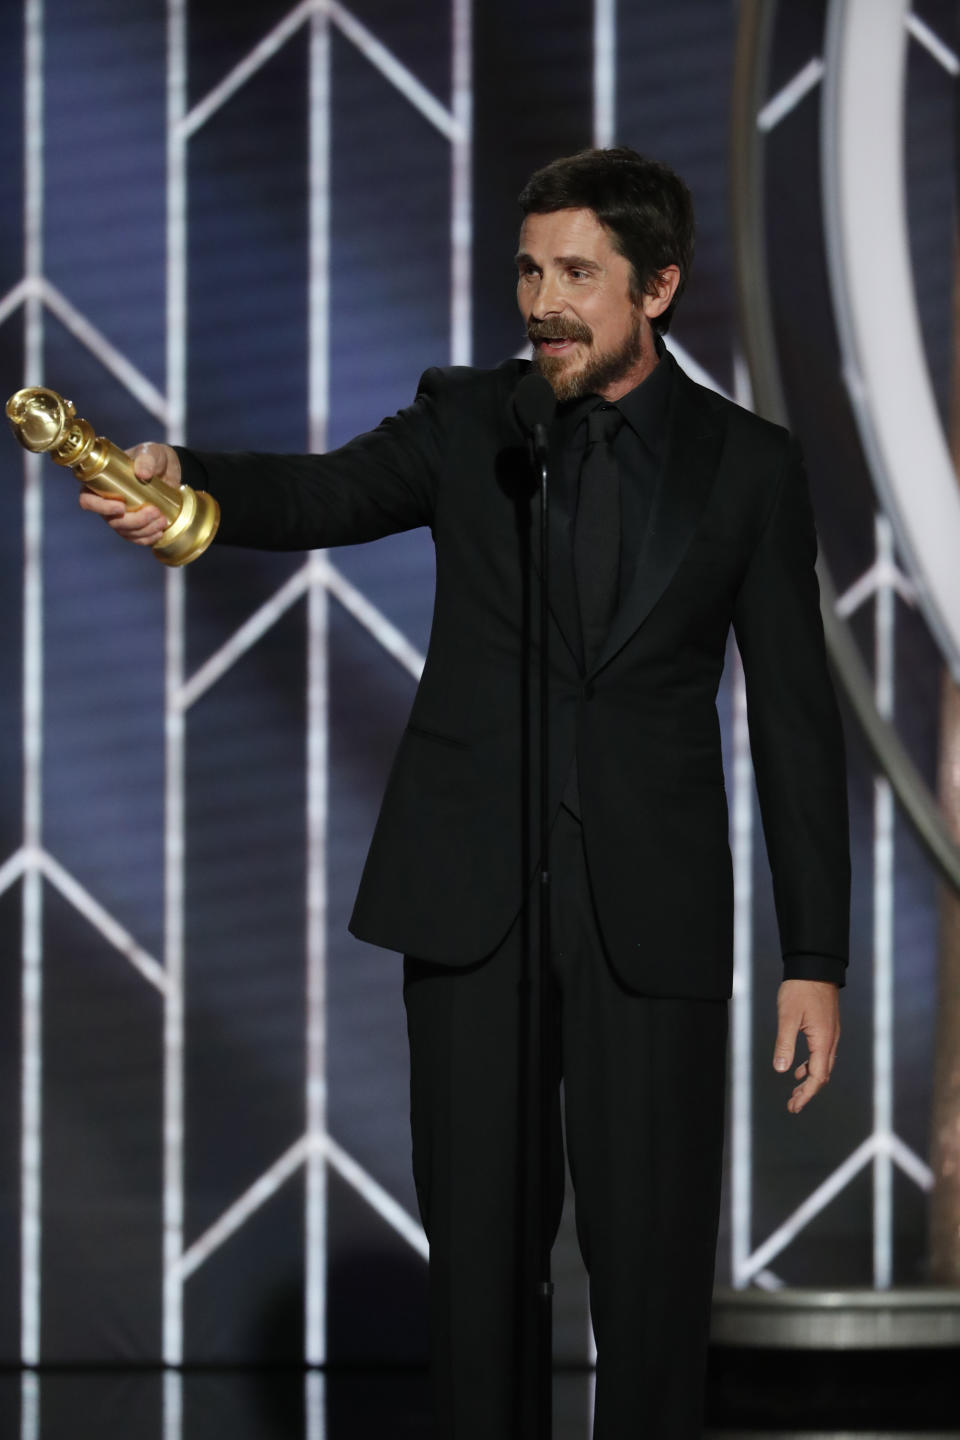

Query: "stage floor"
<box><xmin>1</xmin><ymin>1358</ymin><xmax>957</xmax><ymax>1438</ymax></box>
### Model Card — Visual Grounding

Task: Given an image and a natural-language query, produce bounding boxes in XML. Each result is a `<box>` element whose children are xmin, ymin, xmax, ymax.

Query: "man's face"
<box><xmin>516</xmin><ymin>208</ymin><xmax>657</xmax><ymax>403</ymax></box>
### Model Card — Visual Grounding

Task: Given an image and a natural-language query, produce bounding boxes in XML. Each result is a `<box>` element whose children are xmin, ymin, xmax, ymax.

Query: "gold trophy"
<box><xmin>6</xmin><ymin>386</ymin><xmax>219</xmax><ymax>566</ymax></box>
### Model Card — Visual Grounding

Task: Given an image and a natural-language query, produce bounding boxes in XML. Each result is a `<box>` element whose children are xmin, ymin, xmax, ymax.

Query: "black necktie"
<box><xmin>574</xmin><ymin>405</ymin><xmax>623</xmax><ymax>668</ymax></box>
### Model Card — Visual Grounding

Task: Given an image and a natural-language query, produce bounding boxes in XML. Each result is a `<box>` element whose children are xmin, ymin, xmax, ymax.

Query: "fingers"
<box><xmin>787</xmin><ymin>1046</ymin><xmax>831</xmax><ymax>1115</ymax></box>
<box><xmin>77</xmin><ymin>490</ymin><xmax>126</xmax><ymax>521</ymax></box>
<box><xmin>775</xmin><ymin>979</ymin><xmax>841</xmax><ymax>1115</ymax></box>
<box><xmin>77</xmin><ymin>442</ymin><xmax>181</xmax><ymax>547</ymax></box>
<box><xmin>772</xmin><ymin>1014</ymin><xmax>799</xmax><ymax>1078</ymax></box>
<box><xmin>114</xmin><ymin>505</ymin><xmax>168</xmax><ymax>547</ymax></box>
<box><xmin>78</xmin><ymin>489</ymin><xmax>167</xmax><ymax>545</ymax></box>
<box><xmin>126</xmin><ymin>441</ymin><xmax>182</xmax><ymax>489</ymax></box>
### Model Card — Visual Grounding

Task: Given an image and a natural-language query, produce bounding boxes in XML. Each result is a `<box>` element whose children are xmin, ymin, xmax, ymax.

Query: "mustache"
<box><xmin>527</xmin><ymin>318</ymin><xmax>593</xmax><ymax>345</ymax></box>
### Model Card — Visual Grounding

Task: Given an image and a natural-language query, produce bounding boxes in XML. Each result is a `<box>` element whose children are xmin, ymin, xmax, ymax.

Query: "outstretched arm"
<box><xmin>78</xmin><ymin>369</ymin><xmax>448</xmax><ymax>551</ymax></box>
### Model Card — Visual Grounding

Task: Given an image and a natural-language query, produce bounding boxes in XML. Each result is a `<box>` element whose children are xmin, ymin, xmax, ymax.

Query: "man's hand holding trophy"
<box><xmin>80</xmin><ymin>441</ymin><xmax>184</xmax><ymax>549</ymax></box>
<box><xmin>6</xmin><ymin>385</ymin><xmax>217</xmax><ymax>564</ymax></box>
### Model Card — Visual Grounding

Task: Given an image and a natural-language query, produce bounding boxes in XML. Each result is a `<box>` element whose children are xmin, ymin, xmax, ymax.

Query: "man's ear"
<box><xmin>641</xmin><ymin>264</ymin><xmax>681</xmax><ymax>322</ymax></box>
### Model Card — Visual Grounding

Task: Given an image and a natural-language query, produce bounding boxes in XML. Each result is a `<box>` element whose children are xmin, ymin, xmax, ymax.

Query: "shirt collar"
<box><xmin>557</xmin><ymin>333</ymin><xmax>675</xmax><ymax>458</ymax></box>
<box><xmin>608</xmin><ymin>334</ymin><xmax>674</xmax><ymax>458</ymax></box>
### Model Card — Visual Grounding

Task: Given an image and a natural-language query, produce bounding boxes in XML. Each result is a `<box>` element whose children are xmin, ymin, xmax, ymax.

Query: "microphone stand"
<box><xmin>511</xmin><ymin>374</ymin><xmax>556</xmax><ymax>1440</ymax></box>
<box><xmin>532</xmin><ymin>418</ymin><xmax>553</xmax><ymax>1440</ymax></box>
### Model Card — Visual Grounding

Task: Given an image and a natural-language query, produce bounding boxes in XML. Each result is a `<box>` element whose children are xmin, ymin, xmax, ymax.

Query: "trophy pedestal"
<box><xmin>146</xmin><ymin>484</ymin><xmax>220</xmax><ymax>567</ymax></box>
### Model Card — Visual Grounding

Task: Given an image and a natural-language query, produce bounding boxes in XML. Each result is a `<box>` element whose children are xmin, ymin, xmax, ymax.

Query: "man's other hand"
<box><xmin>77</xmin><ymin>442</ymin><xmax>181</xmax><ymax>546</ymax></box>
<box><xmin>773</xmin><ymin>979</ymin><xmax>840</xmax><ymax>1115</ymax></box>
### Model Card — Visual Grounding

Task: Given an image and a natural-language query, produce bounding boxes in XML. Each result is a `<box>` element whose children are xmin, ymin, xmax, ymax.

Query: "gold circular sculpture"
<box><xmin>6</xmin><ymin>386</ymin><xmax>219</xmax><ymax>566</ymax></box>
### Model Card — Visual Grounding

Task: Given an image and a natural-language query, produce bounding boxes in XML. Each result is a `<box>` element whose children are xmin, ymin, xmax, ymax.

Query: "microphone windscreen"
<box><xmin>510</xmin><ymin>373</ymin><xmax>557</xmax><ymax>437</ymax></box>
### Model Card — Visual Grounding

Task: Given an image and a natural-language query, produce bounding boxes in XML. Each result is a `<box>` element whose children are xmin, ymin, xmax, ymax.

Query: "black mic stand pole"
<box><xmin>533</xmin><ymin>416</ymin><xmax>553</xmax><ymax>1440</ymax></box>
<box><xmin>511</xmin><ymin>374</ymin><xmax>557</xmax><ymax>1440</ymax></box>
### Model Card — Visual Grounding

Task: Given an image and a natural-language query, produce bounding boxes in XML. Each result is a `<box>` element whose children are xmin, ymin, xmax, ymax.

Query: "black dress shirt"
<box><xmin>558</xmin><ymin>337</ymin><xmax>675</xmax><ymax>628</ymax></box>
<box><xmin>558</xmin><ymin>339</ymin><xmax>676</xmax><ymax>813</ymax></box>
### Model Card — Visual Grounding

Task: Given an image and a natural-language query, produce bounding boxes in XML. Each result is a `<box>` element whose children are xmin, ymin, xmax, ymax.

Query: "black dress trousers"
<box><xmin>403</xmin><ymin>806</ymin><xmax>728</xmax><ymax>1440</ymax></box>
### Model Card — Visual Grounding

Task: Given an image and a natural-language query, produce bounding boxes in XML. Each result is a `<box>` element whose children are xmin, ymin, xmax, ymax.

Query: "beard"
<box><xmin>528</xmin><ymin>311</ymin><xmax>646</xmax><ymax>402</ymax></box>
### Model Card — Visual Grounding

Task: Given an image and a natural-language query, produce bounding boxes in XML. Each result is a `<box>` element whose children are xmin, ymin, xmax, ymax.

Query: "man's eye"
<box><xmin>569</xmin><ymin>269</ymin><xmax>589</xmax><ymax>280</ymax></box>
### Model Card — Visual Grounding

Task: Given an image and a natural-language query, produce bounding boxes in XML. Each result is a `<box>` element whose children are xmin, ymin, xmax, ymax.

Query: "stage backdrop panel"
<box><xmin>0</xmin><ymin>0</ymin><xmax>955</xmax><ymax>1367</ymax></box>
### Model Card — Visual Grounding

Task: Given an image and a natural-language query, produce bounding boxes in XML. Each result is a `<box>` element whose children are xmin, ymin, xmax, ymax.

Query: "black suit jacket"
<box><xmin>179</xmin><ymin>355</ymin><xmax>850</xmax><ymax>999</ymax></box>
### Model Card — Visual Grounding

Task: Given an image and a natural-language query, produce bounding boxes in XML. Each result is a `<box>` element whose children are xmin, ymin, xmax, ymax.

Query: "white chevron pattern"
<box><xmin>7</xmin><ymin>11</ymin><xmax>940</xmax><ymax>1440</ymax></box>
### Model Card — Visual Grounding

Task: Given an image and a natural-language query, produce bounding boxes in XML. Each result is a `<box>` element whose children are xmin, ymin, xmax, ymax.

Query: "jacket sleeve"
<box><xmin>732</xmin><ymin>437</ymin><xmax>851</xmax><ymax>986</ymax></box>
<box><xmin>175</xmin><ymin>368</ymin><xmax>446</xmax><ymax>551</ymax></box>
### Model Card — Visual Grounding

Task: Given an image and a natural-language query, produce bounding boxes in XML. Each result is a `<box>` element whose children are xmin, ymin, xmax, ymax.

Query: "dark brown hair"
<box><xmin>518</xmin><ymin>147</ymin><xmax>695</xmax><ymax>333</ymax></box>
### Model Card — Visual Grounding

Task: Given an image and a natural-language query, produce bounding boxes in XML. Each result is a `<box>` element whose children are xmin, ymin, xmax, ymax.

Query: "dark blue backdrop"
<box><xmin>0</xmin><ymin>0</ymin><xmax>955</xmax><ymax>1366</ymax></box>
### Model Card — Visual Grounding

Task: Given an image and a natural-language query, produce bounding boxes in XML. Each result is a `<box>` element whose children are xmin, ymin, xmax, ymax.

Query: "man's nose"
<box><xmin>530</xmin><ymin>272</ymin><xmax>563</xmax><ymax>318</ymax></box>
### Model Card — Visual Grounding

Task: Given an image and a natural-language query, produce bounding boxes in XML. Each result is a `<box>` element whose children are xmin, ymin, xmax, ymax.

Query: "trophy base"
<box><xmin>152</xmin><ymin>488</ymin><xmax>220</xmax><ymax>567</ymax></box>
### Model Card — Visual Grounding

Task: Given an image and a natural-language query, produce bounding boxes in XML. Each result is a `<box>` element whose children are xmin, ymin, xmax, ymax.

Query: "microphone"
<box><xmin>511</xmin><ymin>374</ymin><xmax>556</xmax><ymax>461</ymax></box>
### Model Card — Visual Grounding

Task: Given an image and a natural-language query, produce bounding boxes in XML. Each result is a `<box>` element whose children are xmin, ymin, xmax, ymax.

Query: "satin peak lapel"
<box><xmin>594</xmin><ymin>374</ymin><xmax>726</xmax><ymax>674</ymax></box>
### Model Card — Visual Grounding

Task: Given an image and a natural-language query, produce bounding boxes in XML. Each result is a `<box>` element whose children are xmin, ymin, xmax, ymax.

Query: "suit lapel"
<box><xmin>592</xmin><ymin>369</ymin><xmax>726</xmax><ymax>674</ymax></box>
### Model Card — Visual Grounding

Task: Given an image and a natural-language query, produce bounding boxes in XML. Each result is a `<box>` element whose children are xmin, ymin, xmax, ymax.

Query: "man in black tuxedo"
<box><xmin>82</xmin><ymin>149</ymin><xmax>849</xmax><ymax>1439</ymax></box>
